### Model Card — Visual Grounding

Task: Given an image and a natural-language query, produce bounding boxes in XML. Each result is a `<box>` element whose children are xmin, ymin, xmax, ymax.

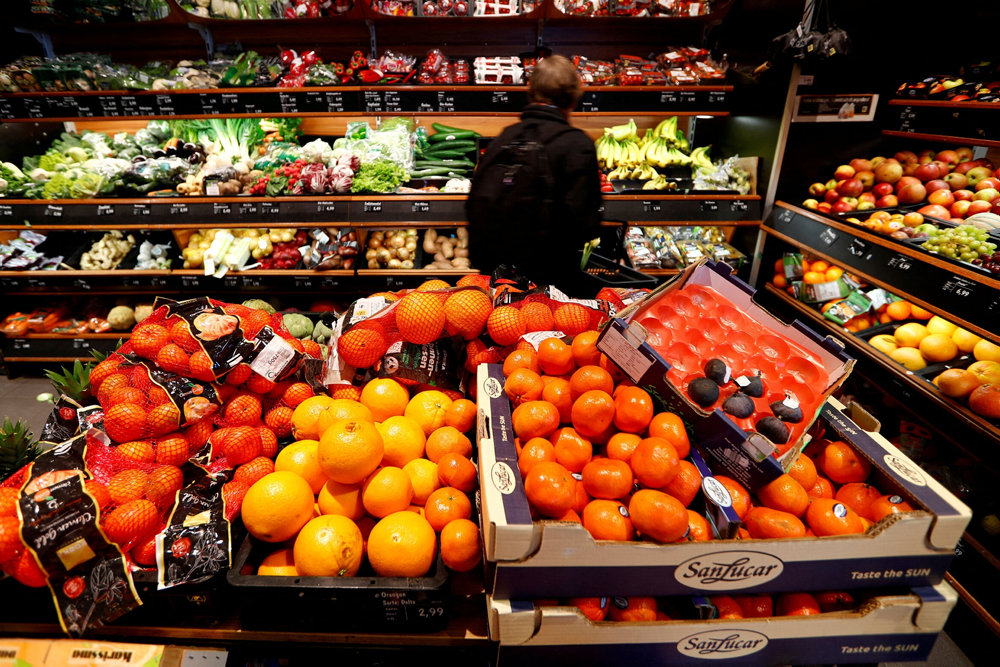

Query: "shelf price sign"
<box><xmin>793</xmin><ymin>94</ymin><xmax>879</xmax><ymax>123</ymax></box>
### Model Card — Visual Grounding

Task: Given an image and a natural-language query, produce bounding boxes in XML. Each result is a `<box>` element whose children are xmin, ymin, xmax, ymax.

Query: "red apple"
<box><xmin>837</xmin><ymin>178</ymin><xmax>865</xmax><ymax>198</ymax></box>
<box><xmin>858</xmin><ymin>192</ymin><xmax>877</xmax><ymax>205</ymax></box>
<box><xmin>967</xmin><ymin>200</ymin><xmax>993</xmax><ymax>215</ymax></box>
<box><xmin>953</xmin><ymin>189</ymin><xmax>975</xmax><ymax>201</ymax></box>
<box><xmin>834</xmin><ymin>165</ymin><xmax>856</xmax><ymax>180</ymax></box>
<box><xmin>872</xmin><ymin>182</ymin><xmax>894</xmax><ymax>198</ymax></box>
<box><xmin>973</xmin><ymin>187</ymin><xmax>998</xmax><ymax>202</ymax></box>
<box><xmin>802</xmin><ymin>198</ymin><xmax>820</xmax><ymax>210</ymax></box>
<box><xmin>935</xmin><ymin>150</ymin><xmax>959</xmax><ymax>166</ymax></box>
<box><xmin>931</xmin><ymin>160</ymin><xmax>951</xmax><ymax>176</ymax></box>
<box><xmin>817</xmin><ymin>202</ymin><xmax>833</xmax><ymax>214</ymax></box>
<box><xmin>894</xmin><ymin>150</ymin><xmax>918</xmax><ymax>164</ymax></box>
<box><xmin>824</xmin><ymin>189</ymin><xmax>841</xmax><ymax>204</ymax></box>
<box><xmin>849</xmin><ymin>158</ymin><xmax>873</xmax><ymax>173</ymax></box>
<box><xmin>918</xmin><ymin>149</ymin><xmax>935</xmax><ymax>163</ymax></box>
<box><xmin>927</xmin><ymin>188</ymin><xmax>955</xmax><ymax>208</ymax></box>
<box><xmin>955</xmin><ymin>147</ymin><xmax>974</xmax><ymax>162</ymax></box>
<box><xmin>808</xmin><ymin>182</ymin><xmax>827</xmax><ymax>196</ymax></box>
<box><xmin>943</xmin><ymin>172</ymin><xmax>969</xmax><ymax>191</ymax></box>
<box><xmin>917</xmin><ymin>204</ymin><xmax>950</xmax><ymax>219</ymax></box>
<box><xmin>903</xmin><ymin>161</ymin><xmax>920</xmax><ymax>176</ymax></box>
<box><xmin>896</xmin><ymin>176</ymin><xmax>921</xmax><ymax>190</ymax></box>
<box><xmin>870</xmin><ymin>156</ymin><xmax>887</xmax><ymax>168</ymax></box>
<box><xmin>832</xmin><ymin>199</ymin><xmax>856</xmax><ymax>214</ymax></box>
<box><xmin>855</xmin><ymin>170</ymin><xmax>875</xmax><ymax>188</ymax></box>
<box><xmin>950</xmin><ymin>200</ymin><xmax>972</xmax><ymax>218</ymax></box>
<box><xmin>874</xmin><ymin>161</ymin><xmax>903</xmax><ymax>184</ymax></box>
<box><xmin>925</xmin><ymin>179</ymin><xmax>950</xmax><ymax>194</ymax></box>
<box><xmin>975</xmin><ymin>177</ymin><xmax>1000</xmax><ymax>191</ymax></box>
<box><xmin>897</xmin><ymin>182</ymin><xmax>928</xmax><ymax>204</ymax></box>
<box><xmin>914</xmin><ymin>163</ymin><xmax>942</xmax><ymax>182</ymax></box>
<box><xmin>974</xmin><ymin>158</ymin><xmax>995</xmax><ymax>170</ymax></box>
<box><xmin>953</xmin><ymin>161</ymin><xmax>978</xmax><ymax>175</ymax></box>
<box><xmin>995</xmin><ymin>168</ymin><xmax>1000</xmax><ymax>180</ymax></box>
<box><xmin>876</xmin><ymin>194</ymin><xmax>899</xmax><ymax>208</ymax></box>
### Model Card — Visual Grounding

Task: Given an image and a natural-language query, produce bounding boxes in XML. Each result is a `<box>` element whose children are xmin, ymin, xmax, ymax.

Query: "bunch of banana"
<box><xmin>642</xmin><ymin>174</ymin><xmax>672</xmax><ymax>190</ymax></box>
<box><xmin>652</xmin><ymin>116</ymin><xmax>691</xmax><ymax>153</ymax></box>
<box><xmin>607</xmin><ymin>119</ymin><xmax>638</xmax><ymax>142</ymax></box>
<box><xmin>645</xmin><ymin>136</ymin><xmax>692</xmax><ymax>169</ymax></box>
<box><xmin>689</xmin><ymin>145</ymin><xmax>714</xmax><ymax>171</ymax></box>
<box><xmin>607</xmin><ymin>164</ymin><xmax>659</xmax><ymax>181</ymax></box>
<box><xmin>596</xmin><ymin>132</ymin><xmax>641</xmax><ymax>170</ymax></box>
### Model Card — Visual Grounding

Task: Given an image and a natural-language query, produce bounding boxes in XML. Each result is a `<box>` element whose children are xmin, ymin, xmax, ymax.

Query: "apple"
<box><xmin>967</xmin><ymin>200</ymin><xmax>993</xmax><ymax>215</ymax></box>
<box><xmin>950</xmin><ymin>200</ymin><xmax>972</xmax><ymax>218</ymax></box>
<box><xmin>897</xmin><ymin>182</ymin><xmax>928</xmax><ymax>204</ymax></box>
<box><xmin>840</xmin><ymin>196</ymin><xmax>859</xmax><ymax>208</ymax></box>
<box><xmin>824</xmin><ymin>189</ymin><xmax>841</xmax><ymax>204</ymax></box>
<box><xmin>992</xmin><ymin>200</ymin><xmax>1000</xmax><ymax>215</ymax></box>
<box><xmin>914</xmin><ymin>163</ymin><xmax>942</xmax><ymax>182</ymax></box>
<box><xmin>967</xmin><ymin>167</ymin><xmax>993</xmax><ymax>186</ymax></box>
<box><xmin>802</xmin><ymin>198</ymin><xmax>820</xmax><ymax>210</ymax></box>
<box><xmin>872</xmin><ymin>182</ymin><xmax>894</xmax><ymax>198</ymax></box>
<box><xmin>837</xmin><ymin>178</ymin><xmax>865</xmax><ymax>198</ymax></box>
<box><xmin>834</xmin><ymin>165</ymin><xmax>856</xmax><ymax>180</ymax></box>
<box><xmin>927</xmin><ymin>188</ymin><xmax>955</xmax><ymax>208</ymax></box>
<box><xmin>858</xmin><ymin>191</ymin><xmax>877</xmax><ymax>205</ymax></box>
<box><xmin>884</xmin><ymin>219</ymin><xmax>904</xmax><ymax>232</ymax></box>
<box><xmin>944</xmin><ymin>172</ymin><xmax>969</xmax><ymax>190</ymax></box>
<box><xmin>953</xmin><ymin>189</ymin><xmax>975</xmax><ymax>201</ymax></box>
<box><xmin>932</xmin><ymin>161</ymin><xmax>951</xmax><ymax>177</ymax></box>
<box><xmin>857</xmin><ymin>201</ymin><xmax>876</xmax><ymax>211</ymax></box>
<box><xmin>874</xmin><ymin>160</ymin><xmax>903</xmax><ymax>183</ymax></box>
<box><xmin>925</xmin><ymin>179</ymin><xmax>950</xmax><ymax>194</ymax></box>
<box><xmin>975</xmin><ymin>177</ymin><xmax>1000</xmax><ymax>191</ymax></box>
<box><xmin>903</xmin><ymin>161</ymin><xmax>920</xmax><ymax>176</ymax></box>
<box><xmin>808</xmin><ymin>182</ymin><xmax>827</xmax><ymax>196</ymax></box>
<box><xmin>973</xmin><ymin>187</ymin><xmax>998</xmax><ymax>202</ymax></box>
<box><xmin>995</xmin><ymin>167</ymin><xmax>1000</xmax><ymax>180</ymax></box>
<box><xmin>918</xmin><ymin>149</ymin><xmax>935</xmax><ymax>163</ymax></box>
<box><xmin>825</xmin><ymin>178</ymin><xmax>839</xmax><ymax>190</ymax></box>
<box><xmin>974</xmin><ymin>158</ymin><xmax>995</xmax><ymax>170</ymax></box>
<box><xmin>876</xmin><ymin>194</ymin><xmax>899</xmax><ymax>208</ymax></box>
<box><xmin>855</xmin><ymin>170</ymin><xmax>875</xmax><ymax>188</ymax></box>
<box><xmin>832</xmin><ymin>199</ymin><xmax>856</xmax><ymax>214</ymax></box>
<box><xmin>936</xmin><ymin>149</ymin><xmax>959</xmax><ymax>166</ymax></box>
<box><xmin>849</xmin><ymin>158</ymin><xmax>873</xmax><ymax>173</ymax></box>
<box><xmin>894</xmin><ymin>150</ymin><xmax>918</xmax><ymax>163</ymax></box>
<box><xmin>817</xmin><ymin>202</ymin><xmax>833</xmax><ymax>214</ymax></box>
<box><xmin>870</xmin><ymin>156</ymin><xmax>887</xmax><ymax>168</ymax></box>
<box><xmin>896</xmin><ymin>176</ymin><xmax>921</xmax><ymax>190</ymax></box>
<box><xmin>953</xmin><ymin>161</ymin><xmax>978</xmax><ymax>175</ymax></box>
<box><xmin>917</xmin><ymin>204</ymin><xmax>951</xmax><ymax>219</ymax></box>
<box><xmin>955</xmin><ymin>147</ymin><xmax>974</xmax><ymax>162</ymax></box>
<box><xmin>913</xmin><ymin>223</ymin><xmax>937</xmax><ymax>235</ymax></box>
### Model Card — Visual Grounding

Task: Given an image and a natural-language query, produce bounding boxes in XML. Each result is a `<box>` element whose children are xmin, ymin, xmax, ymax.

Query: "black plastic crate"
<box><xmin>227</xmin><ymin>535</ymin><xmax>451</xmax><ymax>632</ymax></box>
<box><xmin>579</xmin><ymin>251</ymin><xmax>658</xmax><ymax>288</ymax></box>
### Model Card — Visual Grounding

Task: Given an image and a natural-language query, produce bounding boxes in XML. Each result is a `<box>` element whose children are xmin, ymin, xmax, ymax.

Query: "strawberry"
<box><xmin>224</xmin><ymin>394</ymin><xmax>263</xmax><ymax>427</ymax></box>
<box><xmin>154</xmin><ymin>435</ymin><xmax>190</xmax><ymax>466</ymax></box>
<box><xmin>130</xmin><ymin>324</ymin><xmax>170</xmax><ymax>360</ymax></box>
<box><xmin>233</xmin><ymin>456</ymin><xmax>274</xmax><ymax>487</ymax></box>
<box><xmin>104</xmin><ymin>403</ymin><xmax>147</xmax><ymax>442</ymax></box>
<box><xmin>156</xmin><ymin>343</ymin><xmax>190</xmax><ymax>376</ymax></box>
<box><xmin>107</xmin><ymin>469</ymin><xmax>149</xmax><ymax>506</ymax></box>
<box><xmin>145</xmin><ymin>466</ymin><xmax>183</xmax><ymax>509</ymax></box>
<box><xmin>103</xmin><ymin>499</ymin><xmax>159</xmax><ymax>547</ymax></box>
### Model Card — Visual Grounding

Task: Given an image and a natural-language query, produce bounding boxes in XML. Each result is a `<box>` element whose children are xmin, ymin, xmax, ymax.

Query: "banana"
<box><xmin>673</xmin><ymin>128</ymin><xmax>690</xmax><ymax>154</ymax></box>
<box><xmin>689</xmin><ymin>146</ymin><xmax>713</xmax><ymax>171</ymax></box>
<box><xmin>654</xmin><ymin>116</ymin><xmax>678</xmax><ymax>141</ymax></box>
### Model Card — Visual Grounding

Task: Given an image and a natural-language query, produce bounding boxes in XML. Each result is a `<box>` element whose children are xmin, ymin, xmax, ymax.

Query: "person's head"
<box><xmin>528</xmin><ymin>55</ymin><xmax>583</xmax><ymax>113</ymax></box>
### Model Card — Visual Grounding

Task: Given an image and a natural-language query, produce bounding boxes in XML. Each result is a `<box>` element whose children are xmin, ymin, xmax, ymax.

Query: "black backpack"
<box><xmin>466</xmin><ymin>122</ymin><xmax>576</xmax><ymax>277</ymax></box>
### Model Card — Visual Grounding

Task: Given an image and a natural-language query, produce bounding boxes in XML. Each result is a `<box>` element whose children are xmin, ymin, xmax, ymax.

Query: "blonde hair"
<box><xmin>528</xmin><ymin>55</ymin><xmax>583</xmax><ymax>111</ymax></box>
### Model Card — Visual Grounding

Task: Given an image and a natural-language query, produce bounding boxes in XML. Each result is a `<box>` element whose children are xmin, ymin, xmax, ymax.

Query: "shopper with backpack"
<box><xmin>466</xmin><ymin>55</ymin><xmax>603</xmax><ymax>295</ymax></box>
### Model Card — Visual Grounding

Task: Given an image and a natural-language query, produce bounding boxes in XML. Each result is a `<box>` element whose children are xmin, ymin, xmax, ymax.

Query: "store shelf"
<box><xmin>763</xmin><ymin>201</ymin><xmax>1000</xmax><ymax>343</ymax></box>
<box><xmin>0</xmin><ymin>84</ymin><xmax>731</xmax><ymax>121</ymax></box>
<box><xmin>1</xmin><ymin>331</ymin><xmax>125</xmax><ymax>362</ymax></box>
<box><xmin>884</xmin><ymin>99</ymin><xmax>1000</xmax><ymax>147</ymax></box>
<box><xmin>763</xmin><ymin>283</ymin><xmax>1000</xmax><ymax>452</ymax></box>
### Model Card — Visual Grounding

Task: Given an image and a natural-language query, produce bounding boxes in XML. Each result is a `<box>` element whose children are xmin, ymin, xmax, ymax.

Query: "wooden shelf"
<box><xmin>883</xmin><ymin>99</ymin><xmax>1000</xmax><ymax>147</ymax></box>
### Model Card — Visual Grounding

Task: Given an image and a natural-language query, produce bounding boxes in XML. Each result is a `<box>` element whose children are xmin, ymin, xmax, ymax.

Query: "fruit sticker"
<box><xmin>16</xmin><ymin>433</ymin><xmax>140</xmax><ymax>636</ymax></box>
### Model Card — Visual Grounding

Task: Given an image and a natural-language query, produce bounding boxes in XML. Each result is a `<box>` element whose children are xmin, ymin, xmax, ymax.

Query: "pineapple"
<box><xmin>0</xmin><ymin>418</ymin><xmax>39</xmax><ymax>482</ymax></box>
<box><xmin>44</xmin><ymin>360</ymin><xmax>92</xmax><ymax>402</ymax></box>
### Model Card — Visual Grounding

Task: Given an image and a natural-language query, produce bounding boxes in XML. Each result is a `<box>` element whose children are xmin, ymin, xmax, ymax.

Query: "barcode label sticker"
<box><xmin>249</xmin><ymin>336</ymin><xmax>297</xmax><ymax>381</ymax></box>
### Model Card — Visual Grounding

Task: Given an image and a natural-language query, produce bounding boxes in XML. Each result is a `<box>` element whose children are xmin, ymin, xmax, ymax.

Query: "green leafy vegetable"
<box><xmin>350</xmin><ymin>159</ymin><xmax>409</xmax><ymax>194</ymax></box>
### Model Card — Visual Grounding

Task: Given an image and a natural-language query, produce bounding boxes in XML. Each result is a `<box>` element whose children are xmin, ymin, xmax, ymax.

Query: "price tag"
<box><xmin>198</xmin><ymin>93</ymin><xmax>220</xmax><ymax>114</ymax></box>
<box><xmin>98</xmin><ymin>95</ymin><xmax>121</xmax><ymax>116</ymax></box>
<box><xmin>364</xmin><ymin>91</ymin><xmax>383</xmax><ymax>112</ymax></box>
<box><xmin>700</xmin><ymin>200</ymin><xmax>719</xmax><ymax>212</ymax></box>
<box><xmin>150</xmin><ymin>277</ymin><xmax>169</xmax><ymax>288</ymax></box>
<box><xmin>0</xmin><ymin>99</ymin><xmax>14</xmax><ymax>119</ymax></box>
<box><xmin>492</xmin><ymin>91</ymin><xmax>509</xmax><ymax>105</ymax></box>
<box><xmin>72</xmin><ymin>339</ymin><xmax>91</xmax><ymax>350</ymax></box>
<box><xmin>0</xmin><ymin>205</ymin><xmax>13</xmax><ymax>216</ymax></box>
<box><xmin>170</xmin><ymin>203</ymin><xmax>189</xmax><ymax>215</ymax></box>
<box><xmin>0</xmin><ymin>277</ymin><xmax>21</xmax><ymax>289</ymax></box>
<box><xmin>119</xmin><ymin>96</ymin><xmax>139</xmax><ymax>114</ymax></box>
<box><xmin>12</xmin><ymin>339</ymin><xmax>31</xmax><ymax>351</ymax></box>
<box><xmin>642</xmin><ymin>201</ymin><xmax>662</xmax><ymax>213</ymax></box>
<box><xmin>122</xmin><ymin>277</ymin><xmax>143</xmax><ymax>287</ymax></box>
<box><xmin>239</xmin><ymin>202</ymin><xmax>259</xmax><ymax>216</ymax></box>
<box><xmin>383</xmin><ymin>91</ymin><xmax>402</xmax><ymax>112</ymax></box>
<box><xmin>223</xmin><ymin>276</ymin><xmax>239</xmax><ymax>288</ymax></box>
<box><xmin>45</xmin><ymin>205</ymin><xmax>63</xmax><ymax>218</ymax></box>
<box><xmin>221</xmin><ymin>93</ymin><xmax>239</xmax><ymax>111</ymax></box>
<box><xmin>23</xmin><ymin>99</ymin><xmax>45</xmax><ymax>119</ymax></box>
<box><xmin>411</xmin><ymin>201</ymin><xmax>430</xmax><ymax>213</ymax></box>
<box><xmin>729</xmin><ymin>200</ymin><xmax>749</xmax><ymax>213</ymax></box>
<box><xmin>708</xmin><ymin>91</ymin><xmax>727</xmax><ymax>105</ymax></box>
<box><xmin>294</xmin><ymin>276</ymin><xmax>314</xmax><ymax>289</ymax></box>
<box><xmin>73</xmin><ymin>279</ymin><xmax>92</xmax><ymax>291</ymax></box>
<box><xmin>942</xmin><ymin>275</ymin><xmax>976</xmax><ymax>299</ymax></box>
<box><xmin>848</xmin><ymin>238</ymin><xmax>868</xmax><ymax>257</ymax></box>
<box><xmin>316</xmin><ymin>201</ymin><xmax>337</xmax><ymax>213</ymax></box>
<box><xmin>213</xmin><ymin>203</ymin><xmax>232</xmax><ymax>216</ymax></box>
<box><xmin>679</xmin><ymin>91</ymin><xmax>697</xmax><ymax>104</ymax></box>
<box><xmin>155</xmin><ymin>94</ymin><xmax>175</xmax><ymax>114</ymax></box>
<box><xmin>133</xmin><ymin>204</ymin><xmax>150</xmax><ymax>217</ymax></box>
<box><xmin>321</xmin><ymin>277</ymin><xmax>340</xmax><ymax>288</ymax></box>
<box><xmin>241</xmin><ymin>276</ymin><xmax>263</xmax><ymax>288</ymax></box>
<box><xmin>136</xmin><ymin>96</ymin><xmax>158</xmax><ymax>115</ymax></box>
<box><xmin>436</xmin><ymin>91</ymin><xmax>455</xmax><ymax>112</ymax></box>
<box><xmin>261</xmin><ymin>202</ymin><xmax>280</xmax><ymax>216</ymax></box>
<box><xmin>364</xmin><ymin>201</ymin><xmax>383</xmax><ymax>213</ymax></box>
<box><xmin>181</xmin><ymin>275</ymin><xmax>200</xmax><ymax>288</ymax></box>
<box><xmin>887</xmin><ymin>255</ymin><xmax>913</xmax><ymax>271</ymax></box>
<box><xmin>417</xmin><ymin>102</ymin><xmax>435</xmax><ymax>112</ymax></box>
<box><xmin>819</xmin><ymin>228</ymin><xmax>838</xmax><ymax>246</ymax></box>
<box><xmin>278</xmin><ymin>92</ymin><xmax>298</xmax><ymax>113</ymax></box>
<box><xmin>660</xmin><ymin>92</ymin><xmax>679</xmax><ymax>104</ymax></box>
<box><xmin>778</xmin><ymin>209</ymin><xmax>794</xmax><ymax>224</ymax></box>
<box><xmin>96</xmin><ymin>204</ymin><xmax>115</xmax><ymax>217</ymax></box>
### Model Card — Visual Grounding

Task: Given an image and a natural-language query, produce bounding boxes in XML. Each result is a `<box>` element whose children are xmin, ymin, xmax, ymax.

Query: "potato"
<box><xmin>454</xmin><ymin>247</ymin><xmax>469</xmax><ymax>258</ymax></box>
<box><xmin>423</xmin><ymin>229</ymin><xmax>438</xmax><ymax>254</ymax></box>
<box><xmin>440</xmin><ymin>239</ymin><xmax>454</xmax><ymax>259</ymax></box>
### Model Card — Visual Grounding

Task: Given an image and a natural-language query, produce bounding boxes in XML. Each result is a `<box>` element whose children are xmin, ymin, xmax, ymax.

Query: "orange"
<box><xmin>885</xmin><ymin>300</ymin><xmax>911</xmax><ymax>321</ymax></box>
<box><xmin>756</xmin><ymin>474</ymin><xmax>809</xmax><ymax>517</ymax></box>
<box><xmin>362</xmin><ymin>466</ymin><xmax>415</xmax><ymax>518</ymax></box>
<box><xmin>814</xmin><ymin>591</ymin><xmax>855</xmax><ymax>613</ymax></box>
<box><xmin>117</xmin><ymin>440</ymin><xmax>155</xmax><ymax>464</ymax></box>
<box><xmin>376</xmin><ymin>415</ymin><xmax>427</xmax><ymax>467</ymax></box>
<box><xmin>685</xmin><ymin>510</ymin><xmax>712</xmax><ymax>542</ymax></box>
<box><xmin>599</xmin><ymin>353</ymin><xmax>626</xmax><ymax>384</ymax></box>
<box><xmin>537</xmin><ymin>337</ymin><xmax>575</xmax><ymax>376</ymax></box>
<box><xmin>713</xmin><ymin>475</ymin><xmax>751</xmax><ymax>520</ymax></box>
<box><xmin>968</xmin><ymin>384</ymin><xmax>1000</xmax><ymax>419</ymax></box>
<box><xmin>570</xmin><ymin>390</ymin><xmax>615</xmax><ymax>440</ymax></box>
<box><xmin>292</xmin><ymin>396</ymin><xmax>370</xmax><ymax>441</ymax></box>
<box><xmin>809</xmin><ymin>260</ymin><xmax>829</xmax><ymax>273</ymax></box>
<box><xmin>242</xmin><ymin>471</ymin><xmax>315</xmax><ymax>543</ymax></box>
<box><xmin>360</xmin><ymin>378</ymin><xmax>410</xmax><ymax>422</ymax></box>
<box><xmin>802</xmin><ymin>271</ymin><xmax>827</xmax><ymax>284</ymax></box>
<box><xmin>293</xmin><ymin>515</ymin><xmax>363</xmax><ymax>577</ymax></box>
<box><xmin>612</xmin><ymin>386</ymin><xmax>654</xmax><ymax>434</ymax></box>
<box><xmin>512</xmin><ymin>400</ymin><xmax>561</xmax><ymax>440</ymax></box>
<box><xmin>647</xmin><ymin>412</ymin><xmax>690</xmax><ymax>459</ymax></box>
<box><xmin>317</xmin><ymin>479</ymin><xmax>364</xmax><ymax>520</ymax></box>
<box><xmin>425</xmin><ymin>426</ymin><xmax>472</xmax><ymax>463</ymax></box>
<box><xmin>824</xmin><ymin>266</ymin><xmax>844</xmax><ymax>282</ymax></box>
<box><xmin>444</xmin><ymin>288</ymin><xmax>492</xmax><ymax>340</ymax></box>
<box><xmin>734</xmin><ymin>595</ymin><xmax>773</xmax><ymax>618</ymax></box>
<box><xmin>523</xmin><ymin>461</ymin><xmax>577</xmax><ymax>518</ymax></box>
<box><xmin>629</xmin><ymin>437</ymin><xmax>680</xmax><ymax>488</ymax></box>
<box><xmin>404</xmin><ymin>390</ymin><xmax>453</xmax><ymax>435</ymax></box>
<box><xmin>569</xmin><ymin>597</ymin><xmax>609</xmax><ymax>621</ymax></box>
<box><xmin>417</xmin><ymin>279</ymin><xmax>450</xmax><ymax>291</ymax></box>
<box><xmin>505</xmin><ymin>368</ymin><xmax>545</xmax><ymax>406</ymax></box>
<box><xmin>569</xmin><ymin>365</ymin><xmax>614</xmax><ymax>401</ymax></box>
<box><xmin>581</xmin><ymin>458</ymin><xmax>634</xmax><ymax>499</ymax></box>
<box><xmin>274</xmin><ymin>439</ymin><xmax>326</xmax><ymax>494</ymax></box>
<box><xmin>424</xmin><ymin>486</ymin><xmax>472</xmax><ymax>531</ymax></box>
<box><xmin>973</xmin><ymin>339</ymin><xmax>1000</xmax><ymax>362</ymax></box>
<box><xmin>541</xmin><ymin>377</ymin><xmax>574</xmax><ymax>423</ymax></box>
<box><xmin>440</xmin><ymin>518</ymin><xmax>482</xmax><ymax>572</ymax></box>
<box><xmin>628</xmin><ymin>489</ymin><xmax>688</xmax><ymax>543</ymax></box>
<box><xmin>437</xmin><ymin>453</ymin><xmax>478</xmax><ymax>493</ymax></box>
<box><xmin>337</xmin><ymin>327</ymin><xmax>387</xmax><ymax>368</ymax></box>
<box><xmin>582</xmin><ymin>499</ymin><xmax>634</xmax><ymax>541</ymax></box>
<box><xmin>870</xmin><ymin>494</ymin><xmax>915</xmax><ymax>521</ymax></box>
<box><xmin>102</xmin><ymin>499</ymin><xmax>159</xmax><ymax>547</ymax></box>
<box><xmin>521</xmin><ymin>301</ymin><xmax>555</xmax><ymax>332</ymax></box>
<box><xmin>518</xmin><ymin>437</ymin><xmax>557</xmax><ymax>477</ymax></box>
<box><xmin>0</xmin><ymin>487</ymin><xmax>19</xmax><ymax>518</ymax></box>
<box><xmin>909</xmin><ymin>304</ymin><xmax>933</xmax><ymax>320</ymax></box>
<box><xmin>108</xmin><ymin>469</ymin><xmax>149</xmax><ymax>505</ymax></box>
<box><xmin>711</xmin><ymin>595</ymin><xmax>744</xmax><ymax>618</ymax></box>
<box><xmin>402</xmin><ymin>458</ymin><xmax>441</xmax><ymax>506</ymax></box>
<box><xmin>933</xmin><ymin>368</ymin><xmax>982</xmax><ymax>399</ymax></box>
<box><xmin>330</xmin><ymin>384</ymin><xmax>363</xmax><ymax>401</ymax></box>
<box><xmin>776</xmin><ymin>593</ymin><xmax>821</xmax><ymax>616</ymax></box>
<box><xmin>367</xmin><ymin>511</ymin><xmax>437</xmax><ymax>578</ymax></box>
<box><xmin>772</xmin><ymin>274</ymin><xmax>788</xmax><ymax>288</ymax></box>
<box><xmin>257</xmin><ymin>548</ymin><xmax>298</xmax><ymax>576</ymax></box>
<box><xmin>553</xmin><ymin>303</ymin><xmax>591</xmax><ymax>336</ymax></box>
<box><xmin>835</xmin><ymin>482</ymin><xmax>882</xmax><ymax>521</ymax></box>
<box><xmin>806</xmin><ymin>498</ymin><xmax>866</xmax><ymax>536</ymax></box>
<box><xmin>744</xmin><ymin>507</ymin><xmax>806</xmax><ymax>539</ymax></box>
<box><xmin>787</xmin><ymin>454</ymin><xmax>818</xmax><ymax>491</ymax></box>
<box><xmin>503</xmin><ymin>349</ymin><xmax>540</xmax><ymax>377</ymax></box>
<box><xmin>487</xmin><ymin>305</ymin><xmax>526</xmax><ymax>345</ymax></box>
<box><xmin>807</xmin><ymin>476</ymin><xmax>835</xmax><ymax>500</ymax></box>
<box><xmin>318</xmin><ymin>419</ymin><xmax>384</xmax><ymax>485</ymax></box>
<box><xmin>0</xmin><ymin>516</ymin><xmax>22</xmax><ymax>562</ymax></box>
<box><xmin>571</xmin><ymin>331</ymin><xmax>602</xmax><ymax>367</ymax></box>
<box><xmin>919</xmin><ymin>334</ymin><xmax>959</xmax><ymax>363</ymax></box>
<box><xmin>607</xmin><ymin>596</ymin><xmax>658</xmax><ymax>622</ymax></box>
<box><xmin>606</xmin><ymin>432</ymin><xmax>641</xmax><ymax>463</ymax></box>
<box><xmin>819</xmin><ymin>440</ymin><xmax>871</xmax><ymax>484</ymax></box>
<box><xmin>396</xmin><ymin>291</ymin><xmax>446</xmax><ymax>344</ymax></box>
<box><xmin>444</xmin><ymin>398</ymin><xmax>477</xmax><ymax>433</ymax></box>
<box><xmin>663</xmin><ymin>459</ymin><xmax>701</xmax><ymax>507</ymax></box>
<box><xmin>550</xmin><ymin>427</ymin><xmax>593</xmax><ymax>473</ymax></box>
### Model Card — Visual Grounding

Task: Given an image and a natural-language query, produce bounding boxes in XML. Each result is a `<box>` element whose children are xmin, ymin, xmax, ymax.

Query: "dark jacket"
<box><xmin>468</xmin><ymin>104</ymin><xmax>603</xmax><ymax>294</ymax></box>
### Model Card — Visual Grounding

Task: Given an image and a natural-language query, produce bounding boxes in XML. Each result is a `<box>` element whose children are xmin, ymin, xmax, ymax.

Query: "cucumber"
<box><xmin>418</xmin><ymin>149</ymin><xmax>474</xmax><ymax>159</ymax></box>
<box><xmin>423</xmin><ymin>141</ymin><xmax>477</xmax><ymax>154</ymax></box>
<box><xmin>414</xmin><ymin>158</ymin><xmax>475</xmax><ymax>169</ymax></box>
<box><xmin>430</xmin><ymin>130</ymin><xmax>479</xmax><ymax>143</ymax></box>
<box><xmin>410</xmin><ymin>167</ymin><xmax>469</xmax><ymax>178</ymax></box>
<box><xmin>432</xmin><ymin>122</ymin><xmax>481</xmax><ymax>137</ymax></box>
